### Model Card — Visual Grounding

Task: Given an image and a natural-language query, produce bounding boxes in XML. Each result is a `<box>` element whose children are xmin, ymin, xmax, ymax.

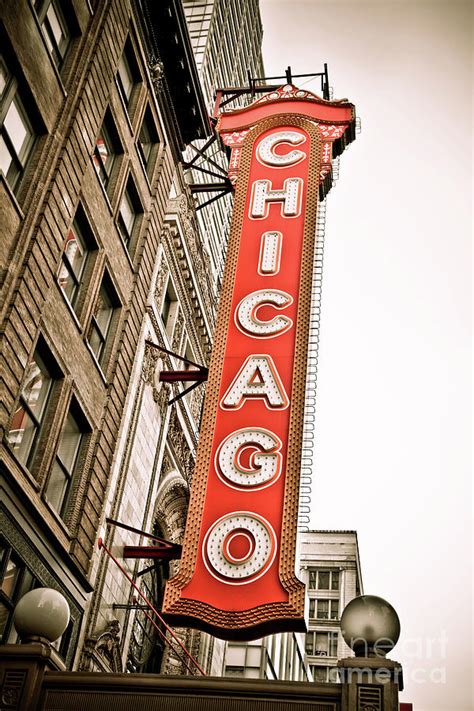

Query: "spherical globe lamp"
<box><xmin>13</xmin><ymin>588</ymin><xmax>70</xmax><ymax>644</ymax></box>
<box><xmin>340</xmin><ymin>595</ymin><xmax>400</xmax><ymax>657</ymax></box>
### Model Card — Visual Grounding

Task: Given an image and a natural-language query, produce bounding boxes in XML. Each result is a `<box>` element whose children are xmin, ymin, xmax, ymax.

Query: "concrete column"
<box><xmin>0</xmin><ymin>642</ymin><xmax>65</xmax><ymax>710</ymax></box>
<box><xmin>338</xmin><ymin>657</ymin><xmax>403</xmax><ymax>711</ymax></box>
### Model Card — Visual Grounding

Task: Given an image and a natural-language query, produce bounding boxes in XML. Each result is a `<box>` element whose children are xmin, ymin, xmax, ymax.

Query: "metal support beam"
<box><xmin>184</xmin><ymin>137</ymin><xmax>228</xmax><ymax>176</ymax></box>
<box><xmin>159</xmin><ymin>370</ymin><xmax>208</xmax><ymax>383</ymax></box>
<box><xmin>106</xmin><ymin>517</ymin><xmax>171</xmax><ymax>545</ymax></box>
<box><xmin>98</xmin><ymin>539</ymin><xmax>206</xmax><ymax>675</ymax></box>
<box><xmin>196</xmin><ymin>189</ymin><xmax>232</xmax><ymax>211</ymax></box>
<box><xmin>181</xmin><ymin>66</ymin><xmax>332</xmax><ymax>213</ymax></box>
<box><xmin>145</xmin><ymin>340</ymin><xmax>208</xmax><ymax>406</ymax></box>
<box><xmin>190</xmin><ymin>182</ymin><xmax>231</xmax><ymax>193</ymax></box>
<box><xmin>123</xmin><ymin>544</ymin><xmax>182</xmax><ymax>561</ymax></box>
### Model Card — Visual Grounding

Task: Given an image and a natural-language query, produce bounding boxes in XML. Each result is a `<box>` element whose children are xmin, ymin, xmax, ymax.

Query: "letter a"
<box><xmin>221</xmin><ymin>355</ymin><xmax>289</xmax><ymax>410</ymax></box>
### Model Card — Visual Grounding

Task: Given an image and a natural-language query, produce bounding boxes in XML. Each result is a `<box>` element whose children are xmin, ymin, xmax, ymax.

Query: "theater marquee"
<box><xmin>163</xmin><ymin>85</ymin><xmax>356</xmax><ymax>639</ymax></box>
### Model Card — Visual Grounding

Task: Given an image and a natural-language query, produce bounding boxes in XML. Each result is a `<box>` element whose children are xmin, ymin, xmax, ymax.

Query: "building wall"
<box><xmin>300</xmin><ymin>531</ymin><xmax>363</xmax><ymax>683</ymax></box>
<box><xmin>183</xmin><ymin>0</ymin><xmax>265</xmax><ymax>290</ymax></box>
<box><xmin>79</xmin><ymin>168</ymin><xmax>218</xmax><ymax>674</ymax></box>
<box><xmin>1</xmin><ymin>0</ymin><xmax>265</xmax><ymax>676</ymax></box>
<box><xmin>224</xmin><ymin>633</ymin><xmax>310</xmax><ymax>682</ymax></box>
<box><xmin>0</xmin><ymin>0</ymin><xmax>203</xmax><ymax>671</ymax></box>
<box><xmin>76</xmin><ymin>0</ymin><xmax>266</xmax><ymax>677</ymax></box>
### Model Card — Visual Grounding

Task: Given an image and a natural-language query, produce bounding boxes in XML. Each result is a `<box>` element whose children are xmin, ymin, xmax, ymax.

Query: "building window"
<box><xmin>309</xmin><ymin>598</ymin><xmax>339</xmax><ymax>620</ymax></box>
<box><xmin>93</xmin><ymin>111</ymin><xmax>121</xmax><ymax>191</ymax></box>
<box><xmin>58</xmin><ymin>211</ymin><xmax>96</xmax><ymax>311</ymax></box>
<box><xmin>44</xmin><ymin>402</ymin><xmax>89</xmax><ymax>518</ymax></box>
<box><xmin>87</xmin><ymin>275</ymin><xmax>120</xmax><ymax>366</ymax></box>
<box><xmin>308</xmin><ymin>569</ymin><xmax>340</xmax><ymax>591</ymax></box>
<box><xmin>117</xmin><ymin>178</ymin><xmax>142</xmax><ymax>248</ymax></box>
<box><xmin>34</xmin><ymin>0</ymin><xmax>71</xmax><ymax>69</ymax></box>
<box><xmin>309</xmin><ymin>665</ymin><xmax>339</xmax><ymax>683</ymax></box>
<box><xmin>116</xmin><ymin>39</ymin><xmax>140</xmax><ymax>109</ymax></box>
<box><xmin>0</xmin><ymin>540</ymin><xmax>38</xmax><ymax>643</ymax></box>
<box><xmin>7</xmin><ymin>341</ymin><xmax>58</xmax><ymax>467</ymax></box>
<box><xmin>305</xmin><ymin>631</ymin><xmax>338</xmax><ymax>658</ymax></box>
<box><xmin>0</xmin><ymin>55</ymin><xmax>36</xmax><ymax>193</ymax></box>
<box><xmin>161</xmin><ymin>279</ymin><xmax>179</xmax><ymax>339</ymax></box>
<box><xmin>137</xmin><ymin>106</ymin><xmax>159</xmax><ymax>177</ymax></box>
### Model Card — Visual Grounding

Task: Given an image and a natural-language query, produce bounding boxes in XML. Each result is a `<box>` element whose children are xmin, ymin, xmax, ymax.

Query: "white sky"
<box><xmin>260</xmin><ymin>1</ymin><xmax>472</xmax><ymax>710</ymax></box>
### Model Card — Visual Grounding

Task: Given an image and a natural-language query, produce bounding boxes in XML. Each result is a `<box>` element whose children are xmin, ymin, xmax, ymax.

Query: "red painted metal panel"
<box><xmin>163</xmin><ymin>85</ymin><xmax>355</xmax><ymax>639</ymax></box>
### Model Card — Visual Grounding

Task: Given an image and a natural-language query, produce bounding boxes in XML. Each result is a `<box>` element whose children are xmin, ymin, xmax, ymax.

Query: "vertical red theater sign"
<box><xmin>163</xmin><ymin>85</ymin><xmax>356</xmax><ymax>639</ymax></box>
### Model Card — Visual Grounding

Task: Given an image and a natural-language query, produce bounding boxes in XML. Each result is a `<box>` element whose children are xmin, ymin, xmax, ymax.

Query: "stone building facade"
<box><xmin>75</xmin><ymin>0</ymin><xmax>265</xmax><ymax>677</ymax></box>
<box><xmin>183</xmin><ymin>0</ymin><xmax>266</xmax><ymax>289</ymax></box>
<box><xmin>300</xmin><ymin>530</ymin><xmax>363</xmax><ymax>682</ymax></box>
<box><xmin>0</xmin><ymin>0</ymin><xmax>215</xmax><ymax>672</ymax></box>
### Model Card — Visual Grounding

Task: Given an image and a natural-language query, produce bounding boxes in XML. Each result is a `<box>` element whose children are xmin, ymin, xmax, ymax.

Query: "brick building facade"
<box><xmin>1</xmin><ymin>0</ymin><xmax>266</xmax><ymax>675</ymax></box>
<box><xmin>0</xmin><ymin>0</ymin><xmax>214</xmax><ymax>670</ymax></box>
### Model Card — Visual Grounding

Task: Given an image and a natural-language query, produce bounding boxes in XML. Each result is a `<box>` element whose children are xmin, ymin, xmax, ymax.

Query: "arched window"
<box><xmin>126</xmin><ymin>523</ymin><xmax>169</xmax><ymax>674</ymax></box>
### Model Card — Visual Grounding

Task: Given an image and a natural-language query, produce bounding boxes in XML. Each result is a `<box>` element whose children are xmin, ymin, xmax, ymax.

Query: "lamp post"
<box><xmin>0</xmin><ymin>588</ymin><xmax>70</xmax><ymax>710</ymax></box>
<box><xmin>338</xmin><ymin>595</ymin><xmax>404</xmax><ymax>711</ymax></box>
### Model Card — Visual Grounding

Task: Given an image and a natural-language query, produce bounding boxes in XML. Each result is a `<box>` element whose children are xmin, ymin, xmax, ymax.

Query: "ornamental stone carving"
<box><xmin>154</xmin><ymin>258</ymin><xmax>169</xmax><ymax>307</ymax></box>
<box><xmin>80</xmin><ymin>619</ymin><xmax>123</xmax><ymax>672</ymax></box>
<box><xmin>167</xmin><ymin>410</ymin><xmax>195</xmax><ymax>485</ymax></box>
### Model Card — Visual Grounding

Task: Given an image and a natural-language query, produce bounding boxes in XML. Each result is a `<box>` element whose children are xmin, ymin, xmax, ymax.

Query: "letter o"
<box><xmin>203</xmin><ymin>512</ymin><xmax>277</xmax><ymax>585</ymax></box>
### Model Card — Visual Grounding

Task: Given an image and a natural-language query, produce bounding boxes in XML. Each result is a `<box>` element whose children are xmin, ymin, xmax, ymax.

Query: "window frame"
<box><xmin>309</xmin><ymin>664</ymin><xmax>339</xmax><ymax>683</ymax></box>
<box><xmin>161</xmin><ymin>278</ymin><xmax>179</xmax><ymax>340</ymax></box>
<box><xmin>137</xmin><ymin>105</ymin><xmax>160</xmax><ymax>179</ymax></box>
<box><xmin>309</xmin><ymin>598</ymin><xmax>340</xmax><ymax>621</ymax></box>
<box><xmin>0</xmin><ymin>537</ymin><xmax>72</xmax><ymax>658</ymax></box>
<box><xmin>0</xmin><ymin>54</ymin><xmax>36</xmax><ymax>194</ymax></box>
<box><xmin>44</xmin><ymin>399</ymin><xmax>90</xmax><ymax>519</ymax></box>
<box><xmin>34</xmin><ymin>0</ymin><xmax>72</xmax><ymax>70</ymax></box>
<box><xmin>116</xmin><ymin>38</ymin><xmax>141</xmax><ymax>113</ymax></box>
<box><xmin>7</xmin><ymin>339</ymin><xmax>60</xmax><ymax>470</ymax></box>
<box><xmin>117</xmin><ymin>176</ymin><xmax>142</xmax><ymax>250</ymax></box>
<box><xmin>308</xmin><ymin>568</ymin><xmax>340</xmax><ymax>591</ymax></box>
<box><xmin>0</xmin><ymin>539</ymin><xmax>38</xmax><ymax>644</ymax></box>
<box><xmin>93</xmin><ymin>109</ymin><xmax>122</xmax><ymax>193</ymax></box>
<box><xmin>57</xmin><ymin>207</ymin><xmax>98</xmax><ymax>316</ymax></box>
<box><xmin>305</xmin><ymin>630</ymin><xmax>339</xmax><ymax>658</ymax></box>
<box><xmin>87</xmin><ymin>273</ymin><xmax>120</xmax><ymax>368</ymax></box>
